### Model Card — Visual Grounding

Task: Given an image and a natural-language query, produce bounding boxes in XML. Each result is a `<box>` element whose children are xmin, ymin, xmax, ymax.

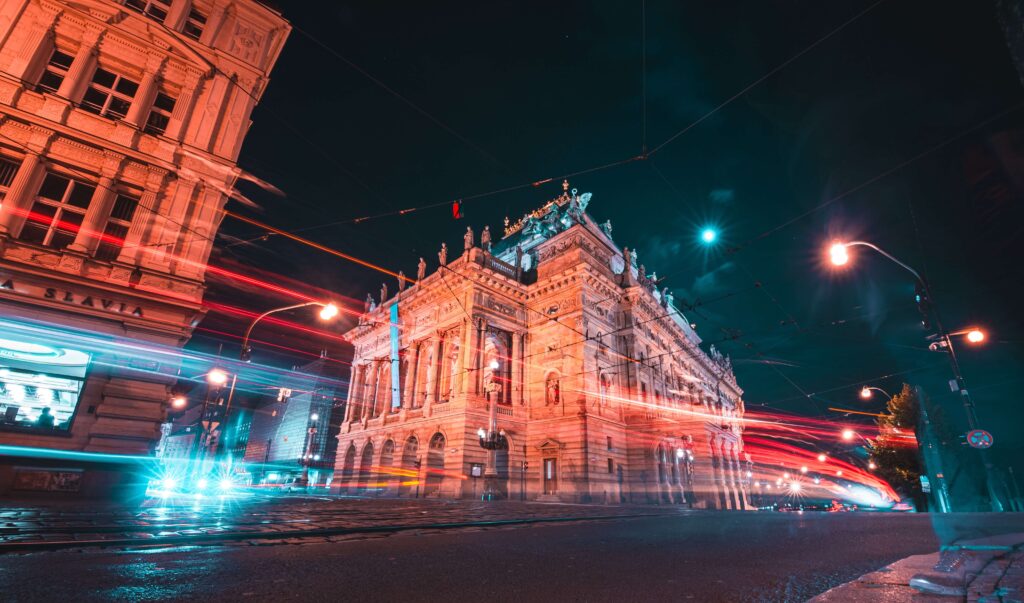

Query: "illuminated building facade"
<box><xmin>336</xmin><ymin>183</ymin><xmax>750</xmax><ymax>508</ymax></box>
<box><xmin>0</xmin><ymin>0</ymin><xmax>289</xmax><ymax>497</ymax></box>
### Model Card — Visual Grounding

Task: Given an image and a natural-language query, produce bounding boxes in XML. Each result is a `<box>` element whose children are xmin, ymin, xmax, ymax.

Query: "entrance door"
<box><xmin>543</xmin><ymin>458</ymin><xmax>557</xmax><ymax>494</ymax></box>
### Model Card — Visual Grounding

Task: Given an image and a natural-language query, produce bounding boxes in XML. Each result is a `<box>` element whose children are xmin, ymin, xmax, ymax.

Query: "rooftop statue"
<box><xmin>380</xmin><ymin>282</ymin><xmax>388</xmax><ymax>304</ymax></box>
<box><xmin>481</xmin><ymin>225</ymin><xmax>492</xmax><ymax>252</ymax></box>
<box><xmin>397</xmin><ymin>270</ymin><xmax>406</xmax><ymax>292</ymax></box>
<box><xmin>600</xmin><ymin>219</ymin><xmax>613</xmax><ymax>238</ymax></box>
<box><xmin>438</xmin><ymin>242</ymin><xmax>448</xmax><ymax>266</ymax></box>
<box><xmin>464</xmin><ymin>226</ymin><xmax>474</xmax><ymax>251</ymax></box>
<box><xmin>417</xmin><ymin>257</ymin><xmax>426</xmax><ymax>281</ymax></box>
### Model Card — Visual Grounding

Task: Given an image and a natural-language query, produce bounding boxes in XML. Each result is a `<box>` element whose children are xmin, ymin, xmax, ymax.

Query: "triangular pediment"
<box><xmin>536</xmin><ymin>438</ymin><xmax>565</xmax><ymax>451</ymax></box>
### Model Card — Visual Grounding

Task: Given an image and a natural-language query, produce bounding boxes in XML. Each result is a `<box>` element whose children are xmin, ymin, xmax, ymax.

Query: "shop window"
<box><xmin>19</xmin><ymin>172</ymin><xmax>95</xmax><ymax>249</ymax></box>
<box><xmin>183</xmin><ymin>7</ymin><xmax>206</xmax><ymax>40</ymax></box>
<box><xmin>0</xmin><ymin>335</ymin><xmax>90</xmax><ymax>434</ymax></box>
<box><xmin>124</xmin><ymin>0</ymin><xmax>170</xmax><ymax>22</ymax></box>
<box><xmin>144</xmin><ymin>92</ymin><xmax>176</xmax><ymax>136</ymax></box>
<box><xmin>80</xmin><ymin>68</ymin><xmax>138</xmax><ymax>121</ymax></box>
<box><xmin>94</xmin><ymin>192</ymin><xmax>139</xmax><ymax>261</ymax></box>
<box><xmin>36</xmin><ymin>49</ymin><xmax>73</xmax><ymax>94</ymax></box>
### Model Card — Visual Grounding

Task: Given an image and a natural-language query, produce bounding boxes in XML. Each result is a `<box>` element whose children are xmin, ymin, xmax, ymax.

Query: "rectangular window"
<box><xmin>143</xmin><ymin>91</ymin><xmax>176</xmax><ymax>136</ymax></box>
<box><xmin>19</xmin><ymin>172</ymin><xmax>95</xmax><ymax>250</ymax></box>
<box><xmin>0</xmin><ymin>333</ymin><xmax>90</xmax><ymax>434</ymax></box>
<box><xmin>606</xmin><ymin>436</ymin><xmax>613</xmax><ymax>450</ymax></box>
<box><xmin>36</xmin><ymin>49</ymin><xmax>73</xmax><ymax>94</ymax></box>
<box><xmin>124</xmin><ymin>0</ymin><xmax>170</xmax><ymax>22</ymax></box>
<box><xmin>607</xmin><ymin>458</ymin><xmax>614</xmax><ymax>474</ymax></box>
<box><xmin>94</xmin><ymin>192</ymin><xmax>138</xmax><ymax>262</ymax></box>
<box><xmin>0</xmin><ymin>156</ymin><xmax>20</xmax><ymax>203</ymax></box>
<box><xmin>80</xmin><ymin>68</ymin><xmax>138</xmax><ymax>121</ymax></box>
<box><xmin>183</xmin><ymin>7</ymin><xmax>207</xmax><ymax>40</ymax></box>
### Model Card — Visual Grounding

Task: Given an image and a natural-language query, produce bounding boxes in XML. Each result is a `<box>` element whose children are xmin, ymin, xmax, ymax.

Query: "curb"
<box><xmin>0</xmin><ymin>513</ymin><xmax>656</xmax><ymax>553</ymax></box>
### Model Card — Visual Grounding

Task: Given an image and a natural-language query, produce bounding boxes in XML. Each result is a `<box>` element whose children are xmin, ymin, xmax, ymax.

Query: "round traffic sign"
<box><xmin>967</xmin><ymin>429</ymin><xmax>994</xmax><ymax>449</ymax></box>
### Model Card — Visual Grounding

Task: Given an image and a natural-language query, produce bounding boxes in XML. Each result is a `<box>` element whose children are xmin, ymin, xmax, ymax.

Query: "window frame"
<box><xmin>80</xmin><ymin>67</ymin><xmax>139</xmax><ymax>122</ymax></box>
<box><xmin>182</xmin><ymin>7</ymin><xmax>207</xmax><ymax>41</ymax></box>
<box><xmin>123</xmin><ymin>0</ymin><xmax>171</xmax><ymax>22</ymax></box>
<box><xmin>35</xmin><ymin>47</ymin><xmax>74</xmax><ymax>95</ymax></box>
<box><xmin>0</xmin><ymin>337</ymin><xmax>91</xmax><ymax>437</ymax></box>
<box><xmin>94</xmin><ymin>190</ymin><xmax>140</xmax><ymax>262</ymax></box>
<box><xmin>0</xmin><ymin>155</ymin><xmax>21</xmax><ymax>204</ymax></box>
<box><xmin>143</xmin><ymin>90</ymin><xmax>176</xmax><ymax>136</ymax></box>
<box><xmin>18</xmin><ymin>171</ymin><xmax>96</xmax><ymax>250</ymax></box>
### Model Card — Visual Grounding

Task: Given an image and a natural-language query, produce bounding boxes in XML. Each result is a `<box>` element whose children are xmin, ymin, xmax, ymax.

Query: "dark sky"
<box><xmin>196</xmin><ymin>1</ymin><xmax>1024</xmax><ymax>473</ymax></box>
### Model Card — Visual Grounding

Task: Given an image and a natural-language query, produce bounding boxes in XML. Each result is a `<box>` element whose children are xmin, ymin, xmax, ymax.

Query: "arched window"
<box><xmin>425</xmin><ymin>433</ymin><xmax>446</xmax><ymax>496</ymax></box>
<box><xmin>340</xmin><ymin>444</ymin><xmax>356</xmax><ymax>490</ymax></box>
<box><xmin>545</xmin><ymin>373</ymin><xmax>560</xmax><ymax>406</ymax></box>
<box><xmin>398</xmin><ymin>436</ymin><xmax>419</xmax><ymax>497</ymax></box>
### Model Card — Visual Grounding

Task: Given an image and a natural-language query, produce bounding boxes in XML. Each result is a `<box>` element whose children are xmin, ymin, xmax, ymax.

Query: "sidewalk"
<box><xmin>811</xmin><ymin>533</ymin><xmax>1024</xmax><ymax>602</ymax></box>
<box><xmin>0</xmin><ymin>495</ymin><xmax>690</xmax><ymax>552</ymax></box>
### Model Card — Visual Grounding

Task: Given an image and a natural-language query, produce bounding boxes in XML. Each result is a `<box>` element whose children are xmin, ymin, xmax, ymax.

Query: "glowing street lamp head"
<box><xmin>477</xmin><ymin>427</ymin><xmax>487</xmax><ymax>439</ymax></box>
<box><xmin>700</xmin><ymin>228</ymin><xmax>718</xmax><ymax>244</ymax></box>
<box><xmin>868</xmin><ymin>461</ymin><xmax>877</xmax><ymax>470</ymax></box>
<box><xmin>319</xmin><ymin>303</ymin><xmax>340</xmax><ymax>321</ymax></box>
<box><xmin>966</xmin><ymin>329</ymin><xmax>985</xmax><ymax>344</ymax></box>
<box><xmin>829</xmin><ymin>242</ymin><xmax>849</xmax><ymax>266</ymax></box>
<box><xmin>860</xmin><ymin>387</ymin><xmax>872</xmax><ymax>399</ymax></box>
<box><xmin>207</xmin><ymin>368</ymin><xmax>228</xmax><ymax>386</ymax></box>
<box><xmin>488</xmin><ymin>359</ymin><xmax>500</xmax><ymax>370</ymax></box>
<box><xmin>800</xmin><ymin>466</ymin><xmax>808</xmax><ymax>474</ymax></box>
<box><xmin>841</xmin><ymin>429</ymin><xmax>856</xmax><ymax>442</ymax></box>
<box><xmin>789</xmin><ymin>482</ymin><xmax>802</xmax><ymax>493</ymax></box>
<box><xmin>817</xmin><ymin>453</ymin><xmax>827</xmax><ymax>462</ymax></box>
<box><xmin>170</xmin><ymin>395</ymin><xmax>187</xmax><ymax>409</ymax></box>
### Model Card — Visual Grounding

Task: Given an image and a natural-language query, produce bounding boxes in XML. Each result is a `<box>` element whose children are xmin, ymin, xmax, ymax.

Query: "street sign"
<box><xmin>920</xmin><ymin>475</ymin><xmax>932</xmax><ymax>493</ymax></box>
<box><xmin>967</xmin><ymin>429</ymin><xmax>994</xmax><ymax>449</ymax></box>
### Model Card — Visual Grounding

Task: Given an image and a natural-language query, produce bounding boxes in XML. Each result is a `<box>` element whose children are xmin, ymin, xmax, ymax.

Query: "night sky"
<box><xmin>196</xmin><ymin>2</ymin><xmax>1024</xmax><ymax>474</ymax></box>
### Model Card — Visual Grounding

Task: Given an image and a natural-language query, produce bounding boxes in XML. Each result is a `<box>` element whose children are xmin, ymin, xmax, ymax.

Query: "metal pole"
<box><xmin>848</xmin><ymin>242</ymin><xmax>1004</xmax><ymax>512</ymax></box>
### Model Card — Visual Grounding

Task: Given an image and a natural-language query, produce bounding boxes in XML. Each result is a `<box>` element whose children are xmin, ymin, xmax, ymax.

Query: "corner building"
<box><xmin>337</xmin><ymin>185</ymin><xmax>750</xmax><ymax>508</ymax></box>
<box><xmin>0</xmin><ymin>0</ymin><xmax>288</xmax><ymax>497</ymax></box>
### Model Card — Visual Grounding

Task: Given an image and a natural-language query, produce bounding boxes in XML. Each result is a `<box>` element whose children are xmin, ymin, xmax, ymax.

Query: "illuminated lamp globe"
<box><xmin>207</xmin><ymin>368</ymin><xmax>229</xmax><ymax>386</ymax></box>
<box><xmin>817</xmin><ymin>454</ymin><xmax>827</xmax><ymax>462</ymax></box>
<box><xmin>860</xmin><ymin>387</ymin><xmax>872</xmax><ymax>399</ymax></box>
<box><xmin>829</xmin><ymin>242</ymin><xmax>849</xmax><ymax>266</ymax></box>
<box><xmin>170</xmin><ymin>396</ymin><xmax>187</xmax><ymax>409</ymax></box>
<box><xmin>319</xmin><ymin>303</ymin><xmax>339</xmax><ymax>321</ymax></box>
<box><xmin>841</xmin><ymin>429</ymin><xmax>856</xmax><ymax>441</ymax></box>
<box><xmin>966</xmin><ymin>329</ymin><xmax>985</xmax><ymax>344</ymax></box>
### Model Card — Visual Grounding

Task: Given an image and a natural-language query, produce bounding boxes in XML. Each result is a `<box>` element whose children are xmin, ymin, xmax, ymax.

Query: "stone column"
<box><xmin>145</xmin><ymin>178</ymin><xmax>196</xmax><ymax>267</ymax></box>
<box><xmin>470</xmin><ymin>318</ymin><xmax>484</xmax><ymax>395</ymax></box>
<box><xmin>164</xmin><ymin>69</ymin><xmax>205</xmax><ymax>141</ymax></box>
<box><xmin>343</xmin><ymin>365</ymin><xmax>358</xmax><ymax>423</ymax></box>
<box><xmin>68</xmin><ymin>174</ymin><xmax>115</xmax><ymax>254</ymax></box>
<box><xmin>5</xmin><ymin>4</ymin><xmax>62</xmax><ymax>81</ymax></box>
<box><xmin>116</xmin><ymin>167</ymin><xmax>166</xmax><ymax>264</ymax></box>
<box><xmin>56</xmin><ymin>28</ymin><xmax>102</xmax><ymax>103</ymax></box>
<box><xmin>165</xmin><ymin>0</ymin><xmax>191</xmax><ymax>31</ymax></box>
<box><xmin>511</xmin><ymin>331</ymin><xmax>524</xmax><ymax>405</ymax></box>
<box><xmin>459</xmin><ymin>319</ymin><xmax>473</xmax><ymax>395</ymax></box>
<box><xmin>423</xmin><ymin>336</ymin><xmax>441</xmax><ymax>408</ymax></box>
<box><xmin>0</xmin><ymin>151</ymin><xmax>42</xmax><ymax>235</ymax></box>
<box><xmin>402</xmin><ymin>343</ymin><xmax>419</xmax><ymax>409</ymax></box>
<box><xmin>124</xmin><ymin>56</ymin><xmax>165</xmax><ymax>128</ymax></box>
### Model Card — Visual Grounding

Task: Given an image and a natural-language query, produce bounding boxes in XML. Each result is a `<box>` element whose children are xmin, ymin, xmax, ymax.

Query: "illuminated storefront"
<box><xmin>0</xmin><ymin>336</ymin><xmax>90</xmax><ymax>433</ymax></box>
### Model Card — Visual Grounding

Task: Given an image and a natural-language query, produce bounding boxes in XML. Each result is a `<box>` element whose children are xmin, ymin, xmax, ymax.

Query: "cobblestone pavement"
<box><xmin>0</xmin><ymin>494</ymin><xmax>686</xmax><ymax>551</ymax></box>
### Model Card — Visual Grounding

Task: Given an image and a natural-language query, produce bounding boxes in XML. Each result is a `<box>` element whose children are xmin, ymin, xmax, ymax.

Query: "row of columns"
<box><xmin>344</xmin><ymin>319</ymin><xmax>529</xmax><ymax>423</ymax></box>
<box><xmin>708</xmin><ymin>436</ymin><xmax>747</xmax><ymax>510</ymax></box>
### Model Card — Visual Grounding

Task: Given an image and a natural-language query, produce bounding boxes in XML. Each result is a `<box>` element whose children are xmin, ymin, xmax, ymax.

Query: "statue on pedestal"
<box><xmin>380</xmin><ymin>282</ymin><xmax>388</xmax><ymax>304</ymax></box>
<box><xmin>397</xmin><ymin>271</ymin><xmax>406</xmax><ymax>292</ymax></box>
<box><xmin>600</xmin><ymin>219</ymin><xmax>613</xmax><ymax>238</ymax></box>
<box><xmin>438</xmin><ymin>242</ymin><xmax>448</xmax><ymax>266</ymax></box>
<box><xmin>481</xmin><ymin>225</ymin><xmax>491</xmax><ymax>252</ymax></box>
<box><xmin>464</xmin><ymin>226</ymin><xmax>474</xmax><ymax>251</ymax></box>
<box><xmin>417</xmin><ymin>257</ymin><xmax>426</xmax><ymax>281</ymax></box>
<box><xmin>363</xmin><ymin>293</ymin><xmax>372</xmax><ymax>313</ymax></box>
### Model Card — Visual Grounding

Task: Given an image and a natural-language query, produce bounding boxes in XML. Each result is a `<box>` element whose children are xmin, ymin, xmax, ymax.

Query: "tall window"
<box><xmin>35</xmin><ymin>49</ymin><xmax>73</xmax><ymax>94</ymax></box>
<box><xmin>94</xmin><ymin>192</ymin><xmax>138</xmax><ymax>261</ymax></box>
<box><xmin>81</xmin><ymin>68</ymin><xmax>138</xmax><ymax>121</ymax></box>
<box><xmin>19</xmin><ymin>172</ymin><xmax>95</xmax><ymax>249</ymax></box>
<box><xmin>0</xmin><ymin>156</ymin><xmax>20</xmax><ymax>203</ymax></box>
<box><xmin>124</xmin><ymin>0</ymin><xmax>170</xmax><ymax>22</ymax></box>
<box><xmin>183</xmin><ymin>7</ymin><xmax>207</xmax><ymax>40</ymax></box>
<box><xmin>0</xmin><ymin>334</ymin><xmax>90</xmax><ymax>434</ymax></box>
<box><xmin>144</xmin><ymin>92</ymin><xmax>176</xmax><ymax>135</ymax></box>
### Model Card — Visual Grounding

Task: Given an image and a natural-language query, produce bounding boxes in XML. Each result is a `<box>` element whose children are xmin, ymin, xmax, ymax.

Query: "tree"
<box><xmin>871</xmin><ymin>383</ymin><xmax>926</xmax><ymax>509</ymax></box>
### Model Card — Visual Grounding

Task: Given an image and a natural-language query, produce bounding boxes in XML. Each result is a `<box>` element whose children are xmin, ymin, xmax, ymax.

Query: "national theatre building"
<box><xmin>336</xmin><ymin>183</ymin><xmax>750</xmax><ymax>508</ymax></box>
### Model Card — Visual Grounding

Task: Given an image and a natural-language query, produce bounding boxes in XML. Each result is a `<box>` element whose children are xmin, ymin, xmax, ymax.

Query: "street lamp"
<box><xmin>478</xmin><ymin>359</ymin><xmax>507</xmax><ymax>501</ymax></box>
<box><xmin>240</xmin><ymin>301</ymin><xmax>340</xmax><ymax>361</ymax></box>
<box><xmin>817</xmin><ymin>453</ymin><xmax>827</xmax><ymax>462</ymax></box>
<box><xmin>860</xmin><ymin>386</ymin><xmax>892</xmax><ymax>401</ymax></box>
<box><xmin>700</xmin><ymin>227</ymin><xmax>718</xmax><ymax>244</ymax></box>
<box><xmin>825</xmin><ymin>239</ymin><xmax>1003</xmax><ymax>511</ymax></box>
<box><xmin>841</xmin><ymin>429</ymin><xmax>856</xmax><ymax>442</ymax></box>
<box><xmin>207</xmin><ymin>368</ymin><xmax>229</xmax><ymax>386</ymax></box>
<box><xmin>170</xmin><ymin>395</ymin><xmax>187</xmax><ymax>409</ymax></box>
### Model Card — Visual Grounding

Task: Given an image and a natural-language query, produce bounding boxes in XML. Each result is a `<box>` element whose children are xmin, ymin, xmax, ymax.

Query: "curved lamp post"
<box><xmin>240</xmin><ymin>301</ymin><xmax>339</xmax><ymax>361</ymax></box>
<box><xmin>860</xmin><ymin>386</ymin><xmax>892</xmax><ymax>401</ymax></box>
<box><xmin>828</xmin><ymin>240</ymin><xmax>1003</xmax><ymax>511</ymax></box>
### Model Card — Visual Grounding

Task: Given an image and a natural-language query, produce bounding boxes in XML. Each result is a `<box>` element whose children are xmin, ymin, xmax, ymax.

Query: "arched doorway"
<box><xmin>379</xmin><ymin>440</ymin><xmax>396</xmax><ymax>495</ymax></box>
<box><xmin>399</xmin><ymin>436</ymin><xmax>419</xmax><ymax>497</ymax></box>
<box><xmin>358</xmin><ymin>441</ymin><xmax>374</xmax><ymax>492</ymax></box>
<box><xmin>424</xmin><ymin>433</ymin><xmax>446</xmax><ymax>497</ymax></box>
<box><xmin>340</xmin><ymin>444</ymin><xmax>356</xmax><ymax>493</ymax></box>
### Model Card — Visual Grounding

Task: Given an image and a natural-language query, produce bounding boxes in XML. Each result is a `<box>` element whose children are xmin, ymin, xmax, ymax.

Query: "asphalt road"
<box><xmin>2</xmin><ymin>511</ymin><xmax>1022</xmax><ymax>602</ymax></box>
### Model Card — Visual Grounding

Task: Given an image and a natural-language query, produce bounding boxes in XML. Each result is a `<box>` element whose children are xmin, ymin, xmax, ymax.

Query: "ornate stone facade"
<box><xmin>0</xmin><ymin>0</ymin><xmax>289</xmax><ymax>497</ymax></box>
<box><xmin>336</xmin><ymin>184</ymin><xmax>750</xmax><ymax>508</ymax></box>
